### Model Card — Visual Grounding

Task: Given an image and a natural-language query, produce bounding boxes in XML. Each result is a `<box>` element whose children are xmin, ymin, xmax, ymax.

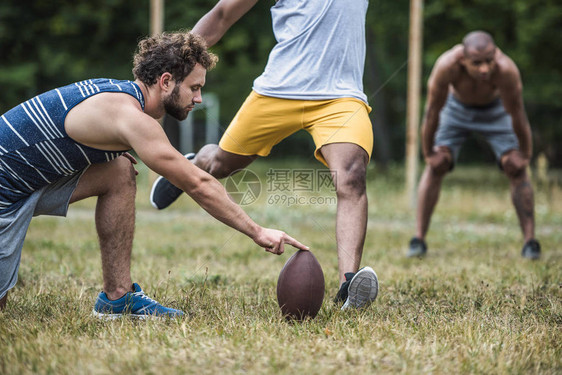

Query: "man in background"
<box><xmin>408</xmin><ymin>31</ymin><xmax>540</xmax><ymax>260</ymax></box>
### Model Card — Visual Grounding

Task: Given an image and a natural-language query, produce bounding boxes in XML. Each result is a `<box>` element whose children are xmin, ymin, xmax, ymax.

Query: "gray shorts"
<box><xmin>0</xmin><ymin>169</ymin><xmax>86</xmax><ymax>299</ymax></box>
<box><xmin>435</xmin><ymin>94</ymin><xmax>519</xmax><ymax>166</ymax></box>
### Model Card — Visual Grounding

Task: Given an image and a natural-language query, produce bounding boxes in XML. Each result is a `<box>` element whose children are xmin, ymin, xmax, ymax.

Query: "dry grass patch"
<box><xmin>1</xmin><ymin>161</ymin><xmax>560</xmax><ymax>374</ymax></box>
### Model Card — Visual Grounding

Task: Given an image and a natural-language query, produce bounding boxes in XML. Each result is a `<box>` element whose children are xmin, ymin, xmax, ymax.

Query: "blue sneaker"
<box><xmin>150</xmin><ymin>153</ymin><xmax>195</xmax><ymax>209</ymax></box>
<box><xmin>92</xmin><ymin>283</ymin><xmax>184</xmax><ymax>319</ymax></box>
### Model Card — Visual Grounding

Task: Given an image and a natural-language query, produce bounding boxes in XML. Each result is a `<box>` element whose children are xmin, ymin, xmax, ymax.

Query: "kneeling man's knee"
<box><xmin>109</xmin><ymin>155</ymin><xmax>137</xmax><ymax>190</ymax></box>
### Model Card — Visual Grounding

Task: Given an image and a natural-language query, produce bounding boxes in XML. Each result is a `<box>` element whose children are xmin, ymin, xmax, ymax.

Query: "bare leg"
<box><xmin>415</xmin><ymin>147</ymin><xmax>452</xmax><ymax>241</ymax></box>
<box><xmin>416</xmin><ymin>165</ymin><xmax>447</xmax><ymax>240</ymax></box>
<box><xmin>319</xmin><ymin>143</ymin><xmax>369</xmax><ymax>285</ymax></box>
<box><xmin>508</xmin><ymin>170</ymin><xmax>535</xmax><ymax>241</ymax></box>
<box><xmin>70</xmin><ymin>156</ymin><xmax>137</xmax><ymax>300</ymax></box>
<box><xmin>501</xmin><ymin>150</ymin><xmax>536</xmax><ymax>242</ymax></box>
<box><xmin>502</xmin><ymin>163</ymin><xmax>535</xmax><ymax>242</ymax></box>
<box><xmin>194</xmin><ymin>144</ymin><xmax>258</xmax><ymax>178</ymax></box>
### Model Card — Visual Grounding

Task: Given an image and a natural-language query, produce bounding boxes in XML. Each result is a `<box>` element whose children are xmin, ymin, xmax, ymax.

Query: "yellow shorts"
<box><xmin>219</xmin><ymin>91</ymin><xmax>373</xmax><ymax>166</ymax></box>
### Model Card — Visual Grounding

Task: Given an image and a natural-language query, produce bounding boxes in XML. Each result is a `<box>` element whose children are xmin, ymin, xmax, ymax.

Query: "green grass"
<box><xmin>1</xmin><ymin>160</ymin><xmax>561</xmax><ymax>374</ymax></box>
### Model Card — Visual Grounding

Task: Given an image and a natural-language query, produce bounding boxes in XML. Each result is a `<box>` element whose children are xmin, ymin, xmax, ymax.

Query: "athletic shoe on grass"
<box><xmin>150</xmin><ymin>153</ymin><xmax>195</xmax><ymax>209</ymax></box>
<box><xmin>92</xmin><ymin>283</ymin><xmax>184</xmax><ymax>319</ymax></box>
<box><xmin>334</xmin><ymin>266</ymin><xmax>379</xmax><ymax>310</ymax></box>
<box><xmin>407</xmin><ymin>237</ymin><xmax>427</xmax><ymax>258</ymax></box>
<box><xmin>521</xmin><ymin>239</ymin><xmax>541</xmax><ymax>260</ymax></box>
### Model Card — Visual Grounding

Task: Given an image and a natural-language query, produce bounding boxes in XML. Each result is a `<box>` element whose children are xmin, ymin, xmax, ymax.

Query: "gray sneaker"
<box><xmin>407</xmin><ymin>237</ymin><xmax>427</xmax><ymax>258</ymax></box>
<box><xmin>340</xmin><ymin>266</ymin><xmax>379</xmax><ymax>310</ymax></box>
<box><xmin>521</xmin><ymin>239</ymin><xmax>541</xmax><ymax>260</ymax></box>
<box><xmin>150</xmin><ymin>153</ymin><xmax>195</xmax><ymax>209</ymax></box>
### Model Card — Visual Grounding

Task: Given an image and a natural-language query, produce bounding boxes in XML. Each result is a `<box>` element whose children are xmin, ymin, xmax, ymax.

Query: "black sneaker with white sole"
<box><xmin>521</xmin><ymin>239</ymin><xmax>541</xmax><ymax>260</ymax></box>
<box><xmin>334</xmin><ymin>266</ymin><xmax>379</xmax><ymax>310</ymax></box>
<box><xmin>407</xmin><ymin>237</ymin><xmax>427</xmax><ymax>258</ymax></box>
<box><xmin>333</xmin><ymin>272</ymin><xmax>355</xmax><ymax>305</ymax></box>
<box><xmin>150</xmin><ymin>153</ymin><xmax>195</xmax><ymax>209</ymax></box>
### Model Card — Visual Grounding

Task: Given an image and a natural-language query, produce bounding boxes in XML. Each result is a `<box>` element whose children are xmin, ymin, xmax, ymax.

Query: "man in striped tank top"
<box><xmin>0</xmin><ymin>31</ymin><xmax>308</xmax><ymax>319</ymax></box>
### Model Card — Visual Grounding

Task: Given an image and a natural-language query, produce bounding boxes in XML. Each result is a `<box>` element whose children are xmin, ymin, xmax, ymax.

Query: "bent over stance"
<box><xmin>408</xmin><ymin>31</ymin><xmax>540</xmax><ymax>260</ymax></box>
<box><xmin>0</xmin><ymin>32</ymin><xmax>307</xmax><ymax>317</ymax></box>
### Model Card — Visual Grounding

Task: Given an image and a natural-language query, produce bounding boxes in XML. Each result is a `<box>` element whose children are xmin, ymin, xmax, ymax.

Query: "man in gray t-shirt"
<box><xmin>151</xmin><ymin>0</ymin><xmax>379</xmax><ymax>310</ymax></box>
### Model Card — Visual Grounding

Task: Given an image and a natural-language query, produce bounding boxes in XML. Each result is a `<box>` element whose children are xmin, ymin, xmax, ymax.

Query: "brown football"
<box><xmin>276</xmin><ymin>250</ymin><xmax>325</xmax><ymax>321</ymax></box>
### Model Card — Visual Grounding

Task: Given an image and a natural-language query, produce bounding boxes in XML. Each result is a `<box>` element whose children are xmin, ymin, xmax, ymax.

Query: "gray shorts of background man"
<box><xmin>408</xmin><ymin>30</ymin><xmax>541</xmax><ymax>260</ymax></box>
<box><xmin>150</xmin><ymin>0</ymin><xmax>380</xmax><ymax>310</ymax></box>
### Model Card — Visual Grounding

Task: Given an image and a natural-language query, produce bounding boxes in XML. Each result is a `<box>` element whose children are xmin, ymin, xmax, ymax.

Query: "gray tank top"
<box><xmin>253</xmin><ymin>0</ymin><xmax>369</xmax><ymax>103</ymax></box>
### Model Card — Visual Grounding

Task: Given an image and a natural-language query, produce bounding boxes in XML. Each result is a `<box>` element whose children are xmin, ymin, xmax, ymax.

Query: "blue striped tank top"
<box><xmin>0</xmin><ymin>78</ymin><xmax>145</xmax><ymax>213</ymax></box>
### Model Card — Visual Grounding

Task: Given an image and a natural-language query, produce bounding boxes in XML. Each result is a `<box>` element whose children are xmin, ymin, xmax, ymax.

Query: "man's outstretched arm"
<box><xmin>499</xmin><ymin>63</ymin><xmax>532</xmax><ymax>159</ymax></box>
<box><xmin>122</xmin><ymin>108</ymin><xmax>308</xmax><ymax>255</ymax></box>
<box><xmin>192</xmin><ymin>0</ymin><xmax>259</xmax><ymax>47</ymax></box>
<box><xmin>421</xmin><ymin>55</ymin><xmax>452</xmax><ymax>160</ymax></box>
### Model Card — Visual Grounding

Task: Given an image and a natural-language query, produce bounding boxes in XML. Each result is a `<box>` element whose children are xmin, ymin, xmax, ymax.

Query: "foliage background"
<box><xmin>0</xmin><ymin>0</ymin><xmax>561</xmax><ymax>166</ymax></box>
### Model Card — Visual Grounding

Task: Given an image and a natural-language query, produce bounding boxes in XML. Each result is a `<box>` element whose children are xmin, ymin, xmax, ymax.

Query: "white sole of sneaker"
<box><xmin>149</xmin><ymin>153</ymin><xmax>195</xmax><ymax>210</ymax></box>
<box><xmin>341</xmin><ymin>266</ymin><xmax>379</xmax><ymax>310</ymax></box>
<box><xmin>149</xmin><ymin>175</ymin><xmax>165</xmax><ymax>209</ymax></box>
<box><xmin>91</xmin><ymin>310</ymin><xmax>161</xmax><ymax>320</ymax></box>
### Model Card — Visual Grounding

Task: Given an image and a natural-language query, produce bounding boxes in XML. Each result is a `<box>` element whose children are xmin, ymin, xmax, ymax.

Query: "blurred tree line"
<box><xmin>1</xmin><ymin>0</ymin><xmax>560</xmax><ymax>166</ymax></box>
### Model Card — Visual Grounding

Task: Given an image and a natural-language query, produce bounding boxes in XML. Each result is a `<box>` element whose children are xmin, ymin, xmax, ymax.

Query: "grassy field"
<box><xmin>1</xmin><ymin>159</ymin><xmax>560</xmax><ymax>374</ymax></box>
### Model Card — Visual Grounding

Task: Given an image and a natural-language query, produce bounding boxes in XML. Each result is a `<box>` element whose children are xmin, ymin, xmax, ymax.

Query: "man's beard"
<box><xmin>163</xmin><ymin>86</ymin><xmax>189</xmax><ymax>121</ymax></box>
